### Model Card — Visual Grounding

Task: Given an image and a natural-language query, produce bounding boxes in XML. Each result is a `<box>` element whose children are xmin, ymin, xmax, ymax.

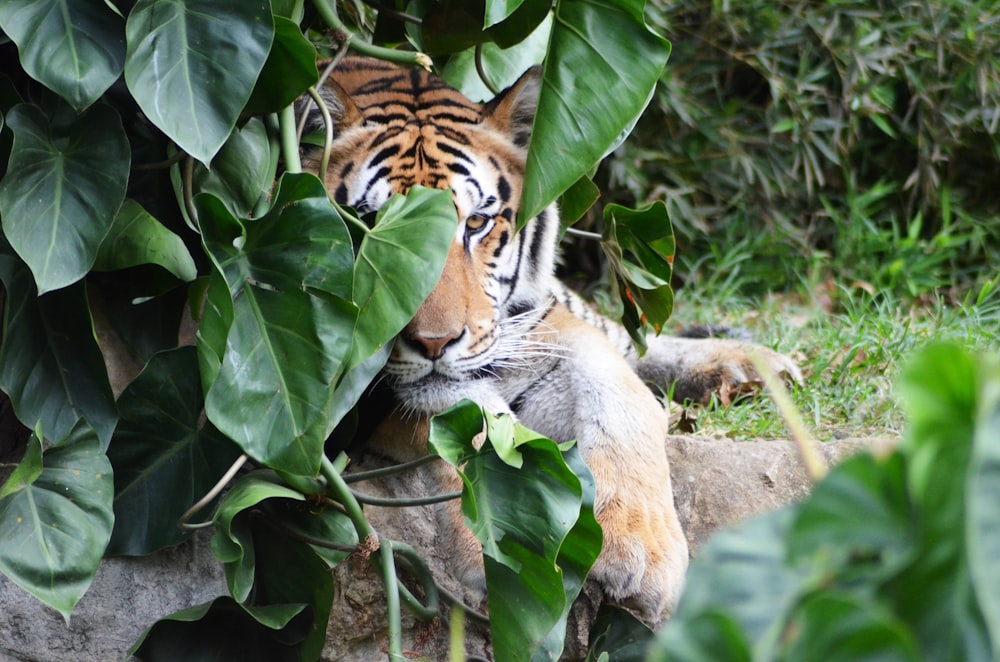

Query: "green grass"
<box><xmin>666</xmin><ymin>284</ymin><xmax>1000</xmax><ymax>442</ymax></box>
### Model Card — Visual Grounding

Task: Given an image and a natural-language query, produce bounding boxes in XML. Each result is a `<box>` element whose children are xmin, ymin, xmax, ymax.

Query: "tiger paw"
<box><xmin>638</xmin><ymin>336</ymin><xmax>802</xmax><ymax>406</ymax></box>
<box><xmin>589</xmin><ymin>490</ymin><xmax>689</xmax><ymax>623</ymax></box>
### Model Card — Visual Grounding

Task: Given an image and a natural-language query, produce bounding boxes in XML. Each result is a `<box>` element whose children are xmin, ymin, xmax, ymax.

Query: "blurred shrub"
<box><xmin>607</xmin><ymin>0</ymin><xmax>1000</xmax><ymax>297</ymax></box>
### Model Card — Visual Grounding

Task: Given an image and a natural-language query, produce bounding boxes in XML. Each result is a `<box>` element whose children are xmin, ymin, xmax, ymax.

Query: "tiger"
<box><xmin>301</xmin><ymin>56</ymin><xmax>801</xmax><ymax>624</ymax></box>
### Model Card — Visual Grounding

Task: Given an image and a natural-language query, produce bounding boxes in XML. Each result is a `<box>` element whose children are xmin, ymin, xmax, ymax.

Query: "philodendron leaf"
<box><xmin>94</xmin><ymin>199</ymin><xmax>197</xmax><ymax>281</ymax></box>
<box><xmin>130</xmin><ymin>596</ymin><xmax>311</xmax><ymax>661</ymax></box>
<box><xmin>198</xmin><ymin>176</ymin><xmax>358</xmax><ymax>475</ymax></box>
<box><xmin>0</xmin><ymin>424</ymin><xmax>114</xmax><ymax>622</ymax></box>
<box><xmin>429</xmin><ymin>402</ymin><xmax>602</xmax><ymax>662</ymax></box>
<box><xmin>106</xmin><ymin>347</ymin><xmax>242</xmax><ymax>556</ymax></box>
<box><xmin>0</xmin><ymin>0</ymin><xmax>125</xmax><ymax>110</ymax></box>
<box><xmin>245</xmin><ymin>16</ymin><xmax>319</xmax><ymax>114</ymax></box>
<box><xmin>520</xmin><ymin>0</ymin><xmax>670</xmax><ymax>223</ymax></box>
<box><xmin>0</xmin><ymin>255</ymin><xmax>118</xmax><ymax>449</ymax></box>
<box><xmin>441</xmin><ymin>11</ymin><xmax>551</xmax><ymax>103</ymax></box>
<box><xmin>778</xmin><ymin>593</ymin><xmax>920</xmax><ymax>662</ymax></box>
<box><xmin>965</xmin><ymin>355</ymin><xmax>1000</xmax><ymax>652</ymax></box>
<box><xmin>352</xmin><ymin>187</ymin><xmax>457</xmax><ymax>366</ymax></box>
<box><xmin>191</xmin><ymin>118</ymin><xmax>272</xmax><ymax>218</ymax></box>
<box><xmin>124</xmin><ymin>0</ymin><xmax>273</xmax><ymax>163</ymax></box>
<box><xmin>211</xmin><ymin>472</ymin><xmax>306</xmax><ymax>603</ymax></box>
<box><xmin>0</xmin><ymin>103</ymin><xmax>129</xmax><ymax>293</ymax></box>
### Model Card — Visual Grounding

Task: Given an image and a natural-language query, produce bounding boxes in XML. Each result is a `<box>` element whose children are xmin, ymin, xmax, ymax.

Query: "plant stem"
<box><xmin>280</xmin><ymin>104</ymin><xmax>302</xmax><ymax>174</ymax></box>
<box><xmin>177</xmin><ymin>454</ymin><xmax>249</xmax><ymax>529</ymax></box>
<box><xmin>344</xmin><ymin>453</ymin><xmax>441</xmax><ymax>483</ymax></box>
<box><xmin>564</xmin><ymin>226</ymin><xmax>603</xmax><ymax>242</ymax></box>
<box><xmin>306</xmin><ymin>86</ymin><xmax>333</xmax><ymax>182</ymax></box>
<box><xmin>321</xmin><ymin>454</ymin><xmax>404</xmax><ymax>660</ymax></box>
<box><xmin>351</xmin><ymin>489</ymin><xmax>463</xmax><ymax>507</ymax></box>
<box><xmin>748</xmin><ymin>351</ymin><xmax>827</xmax><ymax>482</ymax></box>
<box><xmin>312</xmin><ymin>0</ymin><xmax>432</xmax><ymax>70</ymax></box>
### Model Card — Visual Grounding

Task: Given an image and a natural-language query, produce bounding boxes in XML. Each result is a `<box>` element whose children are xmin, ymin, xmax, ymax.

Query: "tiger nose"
<box><xmin>404</xmin><ymin>329</ymin><xmax>463</xmax><ymax>360</ymax></box>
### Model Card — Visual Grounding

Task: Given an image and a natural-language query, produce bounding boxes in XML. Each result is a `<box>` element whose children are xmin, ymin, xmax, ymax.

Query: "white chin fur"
<box><xmin>395</xmin><ymin>376</ymin><xmax>510</xmax><ymax>416</ymax></box>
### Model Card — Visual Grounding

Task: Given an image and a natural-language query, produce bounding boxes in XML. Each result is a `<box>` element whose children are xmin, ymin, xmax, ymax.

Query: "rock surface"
<box><xmin>0</xmin><ymin>434</ymin><xmax>895</xmax><ymax>662</ymax></box>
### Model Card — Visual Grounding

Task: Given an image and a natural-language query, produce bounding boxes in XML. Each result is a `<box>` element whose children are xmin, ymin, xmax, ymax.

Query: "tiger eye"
<box><xmin>465</xmin><ymin>215</ymin><xmax>488</xmax><ymax>231</ymax></box>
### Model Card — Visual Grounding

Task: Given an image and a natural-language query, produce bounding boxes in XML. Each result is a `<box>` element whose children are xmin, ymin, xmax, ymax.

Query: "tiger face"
<box><xmin>305</xmin><ymin>58</ymin><xmax>559</xmax><ymax>414</ymax></box>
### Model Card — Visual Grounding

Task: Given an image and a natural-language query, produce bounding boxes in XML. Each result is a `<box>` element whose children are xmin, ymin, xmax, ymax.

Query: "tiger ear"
<box><xmin>483</xmin><ymin>66</ymin><xmax>542</xmax><ymax>147</ymax></box>
<box><xmin>298</xmin><ymin>76</ymin><xmax>363</xmax><ymax>138</ymax></box>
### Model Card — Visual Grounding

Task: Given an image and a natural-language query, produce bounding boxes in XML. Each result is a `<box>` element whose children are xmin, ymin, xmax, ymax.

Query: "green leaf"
<box><xmin>191</xmin><ymin>118</ymin><xmax>272</xmax><ymax>219</ymax></box>
<box><xmin>0</xmin><ymin>255</ymin><xmax>118</xmax><ymax>449</ymax></box>
<box><xmin>778</xmin><ymin>593</ymin><xmax>920</xmax><ymax>662</ymax></box>
<box><xmin>0</xmin><ymin>425</ymin><xmax>113</xmax><ymax>621</ymax></box>
<box><xmin>245</xmin><ymin>16</ymin><xmax>318</xmax><ymax>114</ymax></box>
<box><xmin>0</xmin><ymin>0</ymin><xmax>125</xmax><ymax>110</ymax></box>
<box><xmin>106</xmin><ymin>347</ymin><xmax>241</xmax><ymax>556</ymax></box>
<box><xmin>668</xmin><ymin>508</ymin><xmax>809</xmax><ymax>655</ymax></box>
<box><xmin>94</xmin><ymin>199</ymin><xmax>197</xmax><ymax>281</ymax></box>
<box><xmin>559</xmin><ymin>174</ymin><xmax>602</xmax><ymax>227</ymax></box>
<box><xmin>124</xmin><ymin>0</ymin><xmax>274</xmax><ymax>163</ymax></box>
<box><xmin>351</xmin><ymin>187</ymin><xmax>457</xmax><ymax>365</ymax></box>
<box><xmin>788</xmin><ymin>452</ymin><xmax>915</xmax><ymax>580</ymax></box>
<box><xmin>130</xmin><ymin>596</ymin><xmax>310</xmax><ymax>662</ymax></box>
<box><xmin>585</xmin><ymin>605</ymin><xmax>655</xmax><ymax>662</ymax></box>
<box><xmin>520</xmin><ymin>0</ymin><xmax>670</xmax><ymax>223</ymax></box>
<box><xmin>204</xmin><ymin>284</ymin><xmax>356</xmax><ymax>475</ymax></box>
<box><xmin>0</xmin><ymin>103</ymin><xmax>129</xmax><ymax>293</ymax></box>
<box><xmin>259</xmin><ymin>498</ymin><xmax>358</xmax><ymax>569</ymax></box>
<box><xmin>966</xmin><ymin>355</ymin><xmax>1000</xmax><ymax>652</ymax></box>
<box><xmin>211</xmin><ymin>472</ymin><xmax>305</xmax><ymax>603</ymax></box>
<box><xmin>250</xmin><ymin>511</ymin><xmax>337</xmax><ymax>660</ymax></box>
<box><xmin>601</xmin><ymin>201</ymin><xmax>675</xmax><ymax>345</ymax></box>
<box><xmin>485</xmin><ymin>0</ymin><xmax>528</xmax><ymax>28</ymax></box>
<box><xmin>429</xmin><ymin>403</ymin><xmax>602</xmax><ymax>662</ymax></box>
<box><xmin>440</xmin><ymin>12</ymin><xmax>551</xmax><ymax>103</ymax></box>
<box><xmin>647</xmin><ymin>610</ymin><xmax>752</xmax><ymax>662</ymax></box>
<box><xmin>198</xmin><ymin>179</ymin><xmax>358</xmax><ymax>474</ymax></box>
<box><xmin>0</xmin><ymin>429</ymin><xmax>42</xmax><ymax>501</ymax></box>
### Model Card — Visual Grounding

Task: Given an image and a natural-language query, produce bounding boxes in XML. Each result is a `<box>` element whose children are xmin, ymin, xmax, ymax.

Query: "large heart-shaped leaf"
<box><xmin>106</xmin><ymin>347</ymin><xmax>242</xmax><ymax>556</ymax></box>
<box><xmin>198</xmin><ymin>178</ymin><xmax>358</xmax><ymax>474</ymax></box>
<box><xmin>93</xmin><ymin>199</ymin><xmax>197</xmax><ymax>281</ymax></box>
<box><xmin>0</xmin><ymin>103</ymin><xmax>129</xmax><ymax>293</ymax></box>
<box><xmin>0</xmin><ymin>0</ymin><xmax>125</xmax><ymax>110</ymax></box>
<box><xmin>0</xmin><ymin>255</ymin><xmax>117</xmax><ymax>449</ymax></box>
<box><xmin>124</xmin><ymin>0</ymin><xmax>273</xmax><ymax>163</ymax></box>
<box><xmin>429</xmin><ymin>402</ymin><xmax>602</xmax><ymax>662</ymax></box>
<box><xmin>0</xmin><ymin>425</ymin><xmax>113</xmax><ymax>621</ymax></box>
<box><xmin>520</xmin><ymin>0</ymin><xmax>670</xmax><ymax>223</ymax></box>
<box><xmin>204</xmin><ymin>282</ymin><xmax>356</xmax><ymax>475</ymax></box>
<box><xmin>351</xmin><ymin>187</ymin><xmax>457</xmax><ymax>366</ymax></box>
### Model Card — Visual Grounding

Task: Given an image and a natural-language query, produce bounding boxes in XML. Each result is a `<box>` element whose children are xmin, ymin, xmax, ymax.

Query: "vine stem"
<box><xmin>177</xmin><ymin>454</ymin><xmax>249</xmax><ymax>530</ymax></box>
<box><xmin>344</xmin><ymin>453</ymin><xmax>441</xmax><ymax>483</ymax></box>
<box><xmin>306</xmin><ymin>86</ymin><xmax>334</xmax><ymax>182</ymax></box>
<box><xmin>747</xmin><ymin>351</ymin><xmax>827</xmax><ymax>482</ymax></box>
<box><xmin>564</xmin><ymin>226</ymin><xmax>603</xmax><ymax>241</ymax></box>
<box><xmin>321</xmin><ymin>454</ymin><xmax>404</xmax><ymax>660</ymax></box>
<box><xmin>474</xmin><ymin>44</ymin><xmax>499</xmax><ymax>95</ymax></box>
<box><xmin>279</xmin><ymin>103</ymin><xmax>302</xmax><ymax>174</ymax></box>
<box><xmin>351</xmin><ymin>489</ymin><xmax>463</xmax><ymax>507</ymax></box>
<box><xmin>312</xmin><ymin>0</ymin><xmax>432</xmax><ymax>70</ymax></box>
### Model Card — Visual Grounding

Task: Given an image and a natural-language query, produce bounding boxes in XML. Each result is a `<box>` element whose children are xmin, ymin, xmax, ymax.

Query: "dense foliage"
<box><xmin>608</xmin><ymin>0</ymin><xmax>1000</xmax><ymax>299</ymax></box>
<box><xmin>0</xmin><ymin>1</ymin><xmax>672</xmax><ymax>660</ymax></box>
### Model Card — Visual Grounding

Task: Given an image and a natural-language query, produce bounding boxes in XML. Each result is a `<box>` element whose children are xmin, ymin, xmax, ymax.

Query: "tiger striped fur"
<box><xmin>302</xmin><ymin>57</ymin><xmax>800</xmax><ymax>624</ymax></box>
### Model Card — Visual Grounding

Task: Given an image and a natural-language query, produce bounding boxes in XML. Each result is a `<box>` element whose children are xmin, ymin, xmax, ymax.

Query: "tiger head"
<box><xmin>304</xmin><ymin>58</ymin><xmax>560</xmax><ymax>414</ymax></box>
